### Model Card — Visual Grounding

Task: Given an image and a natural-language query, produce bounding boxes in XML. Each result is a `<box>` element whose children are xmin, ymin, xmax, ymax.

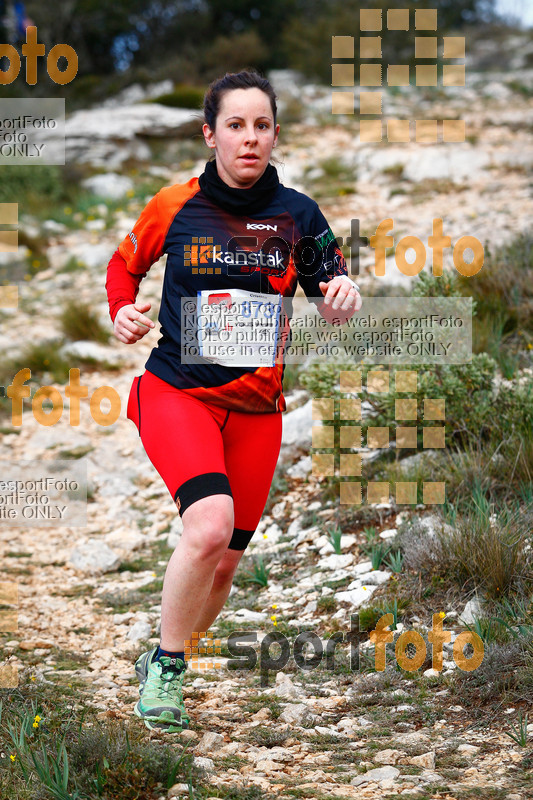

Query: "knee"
<box><xmin>182</xmin><ymin>495</ymin><xmax>234</xmax><ymax>559</ymax></box>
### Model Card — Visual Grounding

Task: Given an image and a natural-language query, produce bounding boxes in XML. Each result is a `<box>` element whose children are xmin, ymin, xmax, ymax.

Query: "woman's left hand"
<box><xmin>318</xmin><ymin>277</ymin><xmax>362</xmax><ymax>324</ymax></box>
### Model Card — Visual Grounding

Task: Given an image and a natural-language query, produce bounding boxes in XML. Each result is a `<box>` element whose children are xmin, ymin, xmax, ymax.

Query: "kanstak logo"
<box><xmin>184</xmin><ymin>236</ymin><xmax>286</xmax><ymax>276</ymax></box>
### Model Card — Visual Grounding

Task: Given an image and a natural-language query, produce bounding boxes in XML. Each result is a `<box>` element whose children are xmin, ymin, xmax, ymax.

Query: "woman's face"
<box><xmin>203</xmin><ymin>87</ymin><xmax>279</xmax><ymax>189</ymax></box>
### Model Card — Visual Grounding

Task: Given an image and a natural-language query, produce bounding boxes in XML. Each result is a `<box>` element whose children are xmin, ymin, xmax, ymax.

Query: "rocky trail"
<box><xmin>1</xmin><ymin>30</ymin><xmax>533</xmax><ymax>799</ymax></box>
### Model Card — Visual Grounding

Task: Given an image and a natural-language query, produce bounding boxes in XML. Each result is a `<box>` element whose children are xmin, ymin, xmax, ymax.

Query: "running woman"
<box><xmin>106</xmin><ymin>70</ymin><xmax>362</xmax><ymax>732</ymax></box>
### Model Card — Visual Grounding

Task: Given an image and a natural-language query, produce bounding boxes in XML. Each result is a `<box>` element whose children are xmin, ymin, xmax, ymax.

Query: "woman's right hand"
<box><xmin>113</xmin><ymin>302</ymin><xmax>155</xmax><ymax>344</ymax></box>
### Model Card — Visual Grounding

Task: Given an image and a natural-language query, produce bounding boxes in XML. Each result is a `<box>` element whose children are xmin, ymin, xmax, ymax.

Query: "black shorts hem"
<box><xmin>228</xmin><ymin>527</ymin><xmax>255</xmax><ymax>550</ymax></box>
<box><xmin>174</xmin><ymin>472</ymin><xmax>232</xmax><ymax>516</ymax></box>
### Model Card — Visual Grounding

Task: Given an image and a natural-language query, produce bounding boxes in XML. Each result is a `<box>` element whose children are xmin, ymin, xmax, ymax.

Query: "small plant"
<box><xmin>249</xmin><ymin>725</ymin><xmax>290</xmax><ymax>748</ymax></box>
<box><xmin>382</xmin><ymin>598</ymin><xmax>399</xmax><ymax>630</ymax></box>
<box><xmin>58</xmin><ymin>256</ymin><xmax>85</xmax><ymax>273</ymax></box>
<box><xmin>358</xmin><ymin>605</ymin><xmax>384</xmax><ymax>632</ymax></box>
<box><xmin>242</xmin><ymin>555</ymin><xmax>271</xmax><ymax>587</ymax></box>
<box><xmin>505</xmin><ymin>710</ymin><xmax>529</xmax><ymax>747</ymax></box>
<box><xmin>385</xmin><ymin>550</ymin><xmax>404</xmax><ymax>573</ymax></box>
<box><xmin>363</xmin><ymin>541</ymin><xmax>390</xmax><ymax>570</ymax></box>
<box><xmin>369</xmin><ymin>597</ymin><xmax>410</xmax><ymax>632</ymax></box>
<box><xmin>494</xmin><ymin>596</ymin><xmax>533</xmax><ymax>641</ymax></box>
<box><xmin>300</xmin><ymin>508</ymin><xmax>319</xmax><ymax>529</ymax></box>
<box><xmin>465</xmin><ymin>616</ymin><xmax>509</xmax><ymax>645</ymax></box>
<box><xmin>372</xmin><ymin>543</ymin><xmax>390</xmax><ymax>570</ymax></box>
<box><xmin>382</xmin><ymin>163</ymin><xmax>404</xmax><ymax>180</ymax></box>
<box><xmin>362</xmin><ymin>526</ymin><xmax>379</xmax><ymax>545</ymax></box>
<box><xmin>0</xmin><ymin>683</ymin><xmax>198</xmax><ymax>800</ymax></box>
<box><xmin>317</xmin><ymin>595</ymin><xmax>337</xmax><ymax>612</ymax></box>
<box><xmin>165</xmin><ymin>740</ymin><xmax>193</xmax><ymax>789</ymax></box>
<box><xmin>326</xmin><ymin>523</ymin><xmax>343</xmax><ymax>554</ymax></box>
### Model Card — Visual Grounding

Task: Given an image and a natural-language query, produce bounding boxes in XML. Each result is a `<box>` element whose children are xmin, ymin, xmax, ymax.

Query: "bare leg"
<box><xmin>192</xmin><ymin>547</ymin><xmax>245</xmax><ymax>635</ymax></box>
<box><xmin>159</xmin><ymin>494</ymin><xmax>234</xmax><ymax>651</ymax></box>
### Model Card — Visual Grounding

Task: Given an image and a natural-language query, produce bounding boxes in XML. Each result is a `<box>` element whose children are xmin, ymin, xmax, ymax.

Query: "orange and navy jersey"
<box><xmin>107</xmin><ymin>177</ymin><xmax>348</xmax><ymax>413</ymax></box>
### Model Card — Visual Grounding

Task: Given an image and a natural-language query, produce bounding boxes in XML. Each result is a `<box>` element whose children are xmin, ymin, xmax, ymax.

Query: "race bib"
<box><xmin>197</xmin><ymin>289</ymin><xmax>282</xmax><ymax>367</ymax></box>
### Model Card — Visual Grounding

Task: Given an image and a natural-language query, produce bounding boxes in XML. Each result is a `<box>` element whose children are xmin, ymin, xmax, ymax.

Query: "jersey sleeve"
<box><xmin>118</xmin><ymin>190</ymin><xmax>166</xmax><ymax>274</ymax></box>
<box><xmin>293</xmin><ymin>200</ymin><xmax>348</xmax><ymax>300</ymax></box>
<box><xmin>105</xmin><ymin>249</ymin><xmax>146</xmax><ymax>322</ymax></box>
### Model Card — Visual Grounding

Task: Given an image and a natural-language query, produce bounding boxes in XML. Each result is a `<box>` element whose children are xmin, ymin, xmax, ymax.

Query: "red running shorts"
<box><xmin>126</xmin><ymin>369</ymin><xmax>283</xmax><ymax>550</ymax></box>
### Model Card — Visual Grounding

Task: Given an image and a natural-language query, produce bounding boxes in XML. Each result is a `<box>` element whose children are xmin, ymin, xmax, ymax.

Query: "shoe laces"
<box><xmin>157</xmin><ymin>665</ymin><xmax>185</xmax><ymax>701</ymax></box>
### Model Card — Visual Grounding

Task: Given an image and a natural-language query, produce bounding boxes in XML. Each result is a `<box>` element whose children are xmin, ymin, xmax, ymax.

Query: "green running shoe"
<box><xmin>135</xmin><ymin>647</ymin><xmax>157</xmax><ymax>696</ymax></box>
<box><xmin>134</xmin><ymin>650</ymin><xmax>189</xmax><ymax>732</ymax></box>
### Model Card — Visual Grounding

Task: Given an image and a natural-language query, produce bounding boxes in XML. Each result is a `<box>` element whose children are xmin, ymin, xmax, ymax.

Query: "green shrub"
<box><xmin>345</xmin><ymin>354</ymin><xmax>497</xmax><ymax>449</ymax></box>
<box><xmin>299</xmin><ymin>359</ymin><xmax>344</xmax><ymax>397</ymax></box>
<box><xmin>202</xmin><ymin>30</ymin><xmax>268</xmax><ymax>77</ymax></box>
<box><xmin>460</xmin><ymin>233</ymin><xmax>533</xmax><ymax>374</ymax></box>
<box><xmin>150</xmin><ymin>84</ymin><xmax>205</xmax><ymax>109</ymax></box>
<box><xmin>410</xmin><ymin>236</ymin><xmax>533</xmax><ymax>376</ymax></box>
<box><xmin>59</xmin><ymin>300</ymin><xmax>110</xmax><ymax>344</ymax></box>
<box><xmin>462</xmin><ymin>233</ymin><xmax>532</xmax><ymax>334</ymax></box>
<box><xmin>439</xmin><ymin>491</ymin><xmax>532</xmax><ymax>599</ymax></box>
<box><xmin>454</xmin><ymin>639</ymin><xmax>533</xmax><ymax>705</ymax></box>
<box><xmin>0</xmin><ymin>166</ymin><xmax>65</xmax><ymax>206</ymax></box>
<box><xmin>4</xmin><ymin>341</ymin><xmax>71</xmax><ymax>384</ymax></box>
<box><xmin>395</xmin><ymin>516</ymin><xmax>449</xmax><ymax>576</ymax></box>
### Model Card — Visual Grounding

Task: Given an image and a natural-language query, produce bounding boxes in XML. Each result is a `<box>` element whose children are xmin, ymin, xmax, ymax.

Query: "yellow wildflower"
<box><xmin>32</xmin><ymin>722</ymin><xmax>39</xmax><ymax>728</ymax></box>
<box><xmin>10</xmin><ymin>754</ymin><xmax>16</xmax><ymax>762</ymax></box>
<box><xmin>34</xmin><ymin>715</ymin><xmax>41</xmax><ymax>723</ymax></box>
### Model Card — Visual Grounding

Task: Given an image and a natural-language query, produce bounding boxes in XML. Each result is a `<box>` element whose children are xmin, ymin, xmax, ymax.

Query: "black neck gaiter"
<box><xmin>198</xmin><ymin>158</ymin><xmax>280</xmax><ymax>215</ymax></box>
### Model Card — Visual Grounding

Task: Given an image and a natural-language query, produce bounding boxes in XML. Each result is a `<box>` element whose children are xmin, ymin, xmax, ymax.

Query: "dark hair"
<box><xmin>203</xmin><ymin>70</ymin><xmax>277</xmax><ymax>131</ymax></box>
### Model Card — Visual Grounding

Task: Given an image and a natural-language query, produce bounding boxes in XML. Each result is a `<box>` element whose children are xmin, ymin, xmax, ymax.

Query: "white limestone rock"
<box><xmin>69</xmin><ymin>539</ymin><xmax>121</xmax><ymax>574</ymax></box>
